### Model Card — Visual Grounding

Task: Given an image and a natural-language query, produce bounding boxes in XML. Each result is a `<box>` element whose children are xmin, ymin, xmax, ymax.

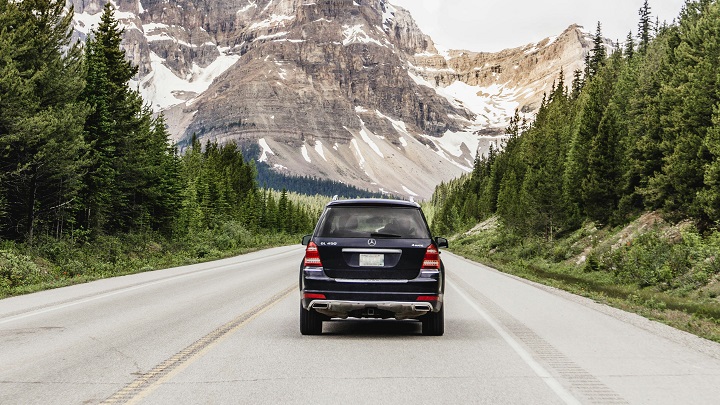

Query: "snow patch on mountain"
<box><xmin>408</xmin><ymin>62</ymin><xmax>521</xmax><ymax>129</ymax></box>
<box><xmin>73</xmin><ymin>10</ymin><xmax>103</xmax><ymax>37</ymax></box>
<box><xmin>432</xmin><ymin>130</ymin><xmax>480</xmax><ymax>158</ymax></box>
<box><xmin>374</xmin><ymin>109</ymin><xmax>411</xmax><ymax>136</ymax></box>
<box><xmin>433</xmin><ymin>81</ymin><xmax>520</xmax><ymax>128</ymax></box>
<box><xmin>343</xmin><ymin>24</ymin><xmax>385</xmax><ymax>47</ymax></box>
<box><xmin>262</xmin><ymin>0</ymin><xmax>274</xmax><ymax>13</ymax></box>
<box><xmin>350</xmin><ymin>139</ymin><xmax>366</xmax><ymax>170</ymax></box>
<box><xmin>429</xmin><ymin>144</ymin><xmax>473</xmax><ymax>172</ymax></box>
<box><xmin>249</xmin><ymin>14</ymin><xmax>295</xmax><ymax>31</ymax></box>
<box><xmin>136</xmin><ymin>49</ymin><xmax>240</xmax><ymax>110</ymax></box>
<box><xmin>258</xmin><ymin>138</ymin><xmax>275</xmax><ymax>162</ymax></box>
<box><xmin>256</xmin><ymin>31</ymin><xmax>289</xmax><ymax>41</ymax></box>
<box><xmin>358</xmin><ymin>121</ymin><xmax>384</xmax><ymax>158</ymax></box>
<box><xmin>238</xmin><ymin>2</ymin><xmax>258</xmax><ymax>14</ymax></box>
<box><xmin>381</xmin><ymin>1</ymin><xmax>396</xmax><ymax>32</ymax></box>
<box><xmin>314</xmin><ymin>140</ymin><xmax>327</xmax><ymax>161</ymax></box>
<box><xmin>301</xmin><ymin>144</ymin><xmax>312</xmax><ymax>163</ymax></box>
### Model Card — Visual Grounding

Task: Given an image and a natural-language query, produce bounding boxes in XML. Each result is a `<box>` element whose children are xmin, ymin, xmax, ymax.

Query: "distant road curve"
<box><xmin>2</xmin><ymin>246</ymin><xmax>720</xmax><ymax>404</ymax></box>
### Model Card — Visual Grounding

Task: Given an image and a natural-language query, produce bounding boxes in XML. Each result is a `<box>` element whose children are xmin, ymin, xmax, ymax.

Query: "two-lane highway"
<box><xmin>2</xmin><ymin>246</ymin><xmax>720</xmax><ymax>404</ymax></box>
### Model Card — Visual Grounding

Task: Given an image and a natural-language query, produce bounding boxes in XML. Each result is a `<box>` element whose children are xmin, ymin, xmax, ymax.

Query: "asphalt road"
<box><xmin>2</xmin><ymin>245</ymin><xmax>720</xmax><ymax>404</ymax></box>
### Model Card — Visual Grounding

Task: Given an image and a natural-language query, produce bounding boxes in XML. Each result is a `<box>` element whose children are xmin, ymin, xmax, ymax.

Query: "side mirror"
<box><xmin>435</xmin><ymin>237</ymin><xmax>449</xmax><ymax>249</ymax></box>
<box><xmin>301</xmin><ymin>235</ymin><xmax>312</xmax><ymax>246</ymax></box>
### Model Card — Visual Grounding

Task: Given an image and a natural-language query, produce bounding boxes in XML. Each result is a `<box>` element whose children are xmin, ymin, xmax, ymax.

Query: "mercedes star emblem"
<box><xmin>367</xmin><ymin>239</ymin><xmax>377</xmax><ymax>246</ymax></box>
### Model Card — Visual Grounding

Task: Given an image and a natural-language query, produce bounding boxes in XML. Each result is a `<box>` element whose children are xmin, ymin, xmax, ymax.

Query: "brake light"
<box><xmin>416</xmin><ymin>295</ymin><xmax>437</xmax><ymax>301</ymax></box>
<box><xmin>304</xmin><ymin>241</ymin><xmax>323</xmax><ymax>267</ymax></box>
<box><xmin>422</xmin><ymin>245</ymin><xmax>440</xmax><ymax>270</ymax></box>
<box><xmin>304</xmin><ymin>293</ymin><xmax>326</xmax><ymax>299</ymax></box>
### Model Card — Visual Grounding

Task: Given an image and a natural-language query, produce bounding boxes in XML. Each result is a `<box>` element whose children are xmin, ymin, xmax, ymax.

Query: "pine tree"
<box><xmin>624</xmin><ymin>31</ymin><xmax>635</xmax><ymax>59</ymax></box>
<box><xmin>562</xmin><ymin>23</ymin><xmax>611</xmax><ymax>223</ymax></box>
<box><xmin>263</xmin><ymin>190</ymin><xmax>278</xmax><ymax>230</ymax></box>
<box><xmin>81</xmin><ymin>3</ymin><xmax>139</xmax><ymax>233</ymax></box>
<box><xmin>133</xmin><ymin>114</ymin><xmax>182</xmax><ymax>234</ymax></box>
<box><xmin>278</xmin><ymin>189</ymin><xmax>289</xmax><ymax>232</ymax></box>
<box><xmin>176</xmin><ymin>135</ymin><xmax>204</xmax><ymax>234</ymax></box>
<box><xmin>496</xmin><ymin>169</ymin><xmax>523</xmax><ymax>233</ymax></box>
<box><xmin>618</xmin><ymin>24</ymin><xmax>679</xmax><ymax>217</ymax></box>
<box><xmin>563</xmin><ymin>94</ymin><xmax>595</xmax><ymax>219</ymax></box>
<box><xmin>81</xmin><ymin>3</ymin><xmax>180</xmax><ymax>235</ymax></box>
<box><xmin>0</xmin><ymin>0</ymin><xmax>88</xmax><ymax>242</ymax></box>
<box><xmin>699</xmin><ymin>105</ymin><xmax>720</xmax><ymax>222</ymax></box>
<box><xmin>479</xmin><ymin>144</ymin><xmax>500</xmax><ymax>215</ymax></box>
<box><xmin>638</xmin><ymin>0</ymin><xmax>653</xmax><ymax>55</ymax></box>
<box><xmin>587</xmin><ymin>22</ymin><xmax>607</xmax><ymax>79</ymax></box>
<box><xmin>511</xmin><ymin>75</ymin><xmax>574</xmax><ymax>237</ymax></box>
<box><xmin>582</xmin><ymin>51</ymin><xmax>627</xmax><ymax>223</ymax></box>
<box><xmin>570</xmin><ymin>69</ymin><xmax>584</xmax><ymax>99</ymax></box>
<box><xmin>645</xmin><ymin>0</ymin><xmax>718</xmax><ymax>218</ymax></box>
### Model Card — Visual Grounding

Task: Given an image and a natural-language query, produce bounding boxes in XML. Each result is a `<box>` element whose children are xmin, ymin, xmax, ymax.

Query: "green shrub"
<box><xmin>584</xmin><ymin>254</ymin><xmax>601</xmax><ymax>272</ymax></box>
<box><xmin>609</xmin><ymin>231</ymin><xmax>683</xmax><ymax>286</ymax></box>
<box><xmin>0</xmin><ymin>250</ymin><xmax>43</xmax><ymax>292</ymax></box>
<box><xmin>550</xmin><ymin>244</ymin><xmax>571</xmax><ymax>262</ymax></box>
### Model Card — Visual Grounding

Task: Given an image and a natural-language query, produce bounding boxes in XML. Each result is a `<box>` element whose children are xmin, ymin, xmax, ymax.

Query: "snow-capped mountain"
<box><xmin>70</xmin><ymin>0</ymin><xmax>600</xmax><ymax>199</ymax></box>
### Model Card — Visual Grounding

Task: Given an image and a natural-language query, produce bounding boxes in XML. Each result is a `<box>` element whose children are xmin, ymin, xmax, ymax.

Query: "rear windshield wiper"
<box><xmin>370</xmin><ymin>232</ymin><xmax>402</xmax><ymax>238</ymax></box>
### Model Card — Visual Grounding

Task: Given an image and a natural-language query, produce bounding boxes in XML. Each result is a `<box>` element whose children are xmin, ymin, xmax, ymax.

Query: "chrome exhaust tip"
<box><xmin>311</xmin><ymin>302</ymin><xmax>329</xmax><ymax>310</ymax></box>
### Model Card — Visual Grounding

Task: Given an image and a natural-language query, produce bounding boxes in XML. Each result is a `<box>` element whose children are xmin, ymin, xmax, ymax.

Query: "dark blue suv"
<box><xmin>300</xmin><ymin>198</ymin><xmax>448</xmax><ymax>335</ymax></box>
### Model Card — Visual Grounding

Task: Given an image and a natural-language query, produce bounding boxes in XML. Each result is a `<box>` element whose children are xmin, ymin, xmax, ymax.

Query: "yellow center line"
<box><xmin>101</xmin><ymin>284</ymin><xmax>296</xmax><ymax>405</ymax></box>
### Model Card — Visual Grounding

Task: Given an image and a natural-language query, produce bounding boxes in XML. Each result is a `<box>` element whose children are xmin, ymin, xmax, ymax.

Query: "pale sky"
<box><xmin>390</xmin><ymin>0</ymin><xmax>686</xmax><ymax>52</ymax></box>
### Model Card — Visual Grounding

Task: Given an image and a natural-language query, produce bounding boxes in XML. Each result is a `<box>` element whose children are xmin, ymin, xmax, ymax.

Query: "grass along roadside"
<box><xmin>0</xmin><ymin>226</ymin><xmax>304</xmax><ymax>299</ymax></box>
<box><xmin>448</xmin><ymin>214</ymin><xmax>720</xmax><ymax>343</ymax></box>
<box><xmin>1</xmin><ymin>189</ymin><xmax>329</xmax><ymax>299</ymax></box>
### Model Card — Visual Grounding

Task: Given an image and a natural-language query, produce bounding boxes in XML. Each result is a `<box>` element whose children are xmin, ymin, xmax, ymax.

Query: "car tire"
<box><xmin>300</xmin><ymin>303</ymin><xmax>323</xmax><ymax>335</ymax></box>
<box><xmin>421</xmin><ymin>305</ymin><xmax>444</xmax><ymax>336</ymax></box>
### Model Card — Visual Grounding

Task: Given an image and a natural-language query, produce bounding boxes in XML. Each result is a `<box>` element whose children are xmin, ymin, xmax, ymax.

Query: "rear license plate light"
<box><xmin>359</xmin><ymin>253</ymin><xmax>384</xmax><ymax>267</ymax></box>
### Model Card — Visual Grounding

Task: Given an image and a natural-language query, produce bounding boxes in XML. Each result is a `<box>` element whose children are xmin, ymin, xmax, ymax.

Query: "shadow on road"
<box><xmin>322</xmin><ymin>319</ymin><xmax>423</xmax><ymax>336</ymax></box>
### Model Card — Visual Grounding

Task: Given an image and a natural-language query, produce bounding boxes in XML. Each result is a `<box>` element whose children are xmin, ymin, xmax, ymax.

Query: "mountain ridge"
<box><xmin>70</xmin><ymin>0</ymin><xmax>602</xmax><ymax>199</ymax></box>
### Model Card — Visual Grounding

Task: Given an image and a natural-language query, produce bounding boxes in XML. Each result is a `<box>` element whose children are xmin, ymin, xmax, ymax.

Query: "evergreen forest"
<box><xmin>432</xmin><ymin>0</ymin><xmax>720</xmax><ymax>237</ymax></box>
<box><xmin>429</xmin><ymin>0</ymin><xmax>720</xmax><ymax>341</ymax></box>
<box><xmin>0</xmin><ymin>2</ymin><xmax>320</xmax><ymax>295</ymax></box>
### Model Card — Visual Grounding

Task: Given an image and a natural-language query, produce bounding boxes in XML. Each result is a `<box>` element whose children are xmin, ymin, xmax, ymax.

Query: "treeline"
<box><xmin>256</xmin><ymin>165</ymin><xmax>385</xmax><ymax>199</ymax></box>
<box><xmin>240</xmin><ymin>144</ymin><xmax>386</xmax><ymax>198</ymax></box>
<box><xmin>432</xmin><ymin>0</ymin><xmax>720</xmax><ymax>237</ymax></box>
<box><xmin>0</xmin><ymin>1</ymin><xmax>317</xmax><ymax>245</ymax></box>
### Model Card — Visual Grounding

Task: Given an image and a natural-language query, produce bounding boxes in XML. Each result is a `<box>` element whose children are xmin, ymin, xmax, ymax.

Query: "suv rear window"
<box><xmin>316</xmin><ymin>206</ymin><xmax>431</xmax><ymax>239</ymax></box>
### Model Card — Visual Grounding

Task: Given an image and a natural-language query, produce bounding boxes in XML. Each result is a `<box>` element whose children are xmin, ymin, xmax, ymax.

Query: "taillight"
<box><xmin>416</xmin><ymin>295</ymin><xmax>437</xmax><ymax>301</ymax></box>
<box><xmin>303</xmin><ymin>293</ymin><xmax>326</xmax><ymax>299</ymax></box>
<box><xmin>422</xmin><ymin>245</ymin><xmax>440</xmax><ymax>270</ymax></box>
<box><xmin>304</xmin><ymin>241</ymin><xmax>323</xmax><ymax>267</ymax></box>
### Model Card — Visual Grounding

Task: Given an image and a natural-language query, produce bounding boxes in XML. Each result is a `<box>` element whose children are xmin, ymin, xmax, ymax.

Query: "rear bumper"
<box><xmin>300</xmin><ymin>266</ymin><xmax>443</xmax><ymax>319</ymax></box>
<box><xmin>307</xmin><ymin>299</ymin><xmax>438</xmax><ymax>320</ymax></box>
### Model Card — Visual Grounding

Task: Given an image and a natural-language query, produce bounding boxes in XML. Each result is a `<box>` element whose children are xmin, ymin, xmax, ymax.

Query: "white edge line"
<box><xmin>449</xmin><ymin>280</ymin><xmax>582</xmax><ymax>405</ymax></box>
<box><xmin>0</xmin><ymin>249</ymin><xmax>302</xmax><ymax>326</ymax></box>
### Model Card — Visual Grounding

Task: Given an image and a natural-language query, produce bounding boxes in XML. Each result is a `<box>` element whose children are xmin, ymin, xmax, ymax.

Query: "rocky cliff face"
<box><xmin>71</xmin><ymin>0</ymin><xmax>601</xmax><ymax>199</ymax></box>
<box><xmin>410</xmin><ymin>25</ymin><xmax>595</xmax><ymax>129</ymax></box>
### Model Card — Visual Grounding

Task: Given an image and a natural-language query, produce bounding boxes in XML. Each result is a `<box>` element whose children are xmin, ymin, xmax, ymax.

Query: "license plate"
<box><xmin>359</xmin><ymin>254</ymin><xmax>384</xmax><ymax>267</ymax></box>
